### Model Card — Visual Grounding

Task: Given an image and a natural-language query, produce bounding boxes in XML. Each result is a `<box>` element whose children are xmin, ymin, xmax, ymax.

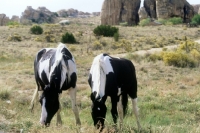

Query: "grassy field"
<box><xmin>0</xmin><ymin>16</ymin><xmax>200</xmax><ymax>133</ymax></box>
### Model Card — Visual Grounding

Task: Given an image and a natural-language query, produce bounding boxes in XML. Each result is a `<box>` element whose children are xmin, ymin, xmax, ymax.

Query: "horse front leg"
<box><xmin>110</xmin><ymin>97</ymin><xmax>118</xmax><ymax>126</ymax></box>
<box><xmin>30</xmin><ymin>85</ymin><xmax>39</xmax><ymax>112</ymax></box>
<box><xmin>56</xmin><ymin>94</ymin><xmax>62</xmax><ymax>126</ymax></box>
<box><xmin>69</xmin><ymin>87</ymin><xmax>81</xmax><ymax>125</ymax></box>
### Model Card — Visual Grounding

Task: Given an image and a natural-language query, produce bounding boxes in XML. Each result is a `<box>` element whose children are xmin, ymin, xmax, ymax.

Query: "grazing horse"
<box><xmin>88</xmin><ymin>53</ymin><xmax>141</xmax><ymax>131</ymax></box>
<box><xmin>30</xmin><ymin>43</ymin><xmax>81</xmax><ymax>126</ymax></box>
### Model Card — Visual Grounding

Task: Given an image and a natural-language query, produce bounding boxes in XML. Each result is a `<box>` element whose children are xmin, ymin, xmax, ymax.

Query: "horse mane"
<box><xmin>49</xmin><ymin>43</ymin><xmax>69</xmax><ymax>90</ymax></box>
<box><xmin>91</xmin><ymin>54</ymin><xmax>106</xmax><ymax>99</ymax></box>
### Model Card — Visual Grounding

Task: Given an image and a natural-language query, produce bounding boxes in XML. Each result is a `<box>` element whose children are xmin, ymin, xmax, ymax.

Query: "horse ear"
<box><xmin>90</xmin><ymin>93</ymin><xmax>95</xmax><ymax>102</ymax></box>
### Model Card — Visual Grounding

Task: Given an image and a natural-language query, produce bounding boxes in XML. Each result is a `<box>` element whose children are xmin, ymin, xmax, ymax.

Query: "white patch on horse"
<box><xmin>118</xmin><ymin>88</ymin><xmax>121</xmax><ymax>96</ymax></box>
<box><xmin>40</xmin><ymin>98</ymin><xmax>47</xmax><ymax>125</ymax></box>
<box><xmin>90</xmin><ymin>54</ymin><xmax>113</xmax><ymax>99</ymax></box>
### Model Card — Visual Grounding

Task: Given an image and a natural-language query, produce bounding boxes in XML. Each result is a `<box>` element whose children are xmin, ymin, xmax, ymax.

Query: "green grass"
<box><xmin>0</xmin><ymin>17</ymin><xmax>200</xmax><ymax>132</ymax></box>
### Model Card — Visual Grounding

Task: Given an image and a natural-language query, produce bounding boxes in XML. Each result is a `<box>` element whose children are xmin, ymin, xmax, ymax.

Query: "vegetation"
<box><xmin>0</xmin><ymin>16</ymin><xmax>200</xmax><ymax>132</ymax></box>
<box><xmin>191</xmin><ymin>14</ymin><xmax>200</xmax><ymax>25</ymax></box>
<box><xmin>30</xmin><ymin>25</ymin><xmax>43</xmax><ymax>35</ymax></box>
<box><xmin>93</xmin><ymin>25</ymin><xmax>119</xmax><ymax>37</ymax></box>
<box><xmin>61</xmin><ymin>32</ymin><xmax>76</xmax><ymax>44</ymax></box>
<box><xmin>139</xmin><ymin>18</ymin><xmax>151</xmax><ymax>26</ymax></box>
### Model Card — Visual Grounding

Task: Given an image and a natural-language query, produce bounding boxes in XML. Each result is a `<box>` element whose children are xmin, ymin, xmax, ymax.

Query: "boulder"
<box><xmin>144</xmin><ymin>0</ymin><xmax>156</xmax><ymax>18</ymax></box>
<box><xmin>57</xmin><ymin>8</ymin><xmax>93</xmax><ymax>18</ymax></box>
<box><xmin>139</xmin><ymin>7</ymin><xmax>148</xmax><ymax>20</ymax></box>
<box><xmin>0</xmin><ymin>14</ymin><xmax>10</xmax><ymax>26</ymax></box>
<box><xmin>101</xmin><ymin>0</ymin><xmax>141</xmax><ymax>26</ymax></box>
<box><xmin>192</xmin><ymin>4</ymin><xmax>200</xmax><ymax>14</ymax></box>
<box><xmin>11</xmin><ymin>15</ymin><xmax>20</xmax><ymax>22</ymax></box>
<box><xmin>21</xmin><ymin>6</ymin><xmax>57</xmax><ymax>23</ymax></box>
<box><xmin>144</xmin><ymin>0</ymin><xmax>194</xmax><ymax>22</ymax></box>
<box><xmin>199</xmin><ymin>7</ymin><xmax>200</xmax><ymax>14</ymax></box>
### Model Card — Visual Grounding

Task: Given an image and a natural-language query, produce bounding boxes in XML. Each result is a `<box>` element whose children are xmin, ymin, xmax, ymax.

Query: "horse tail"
<box><xmin>121</xmin><ymin>92</ymin><xmax>128</xmax><ymax>117</ymax></box>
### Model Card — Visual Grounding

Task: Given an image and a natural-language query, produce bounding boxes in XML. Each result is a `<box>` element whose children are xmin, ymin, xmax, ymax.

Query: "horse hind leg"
<box><xmin>131</xmin><ymin>98</ymin><xmax>141</xmax><ymax>131</ymax></box>
<box><xmin>69</xmin><ymin>87</ymin><xmax>81</xmax><ymax>125</ymax></box>
<box><xmin>117</xmin><ymin>95</ymin><xmax>124</xmax><ymax>130</ymax></box>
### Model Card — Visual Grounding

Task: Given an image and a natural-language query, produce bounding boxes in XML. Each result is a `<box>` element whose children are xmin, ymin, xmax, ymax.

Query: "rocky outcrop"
<box><xmin>144</xmin><ymin>0</ymin><xmax>194</xmax><ymax>22</ymax></box>
<box><xmin>0</xmin><ymin>14</ymin><xmax>10</xmax><ymax>26</ymax></box>
<box><xmin>144</xmin><ymin>0</ymin><xmax>156</xmax><ymax>19</ymax></box>
<box><xmin>21</xmin><ymin>6</ymin><xmax>57</xmax><ymax>23</ymax></box>
<box><xmin>11</xmin><ymin>15</ymin><xmax>19</xmax><ymax>22</ymax></box>
<box><xmin>192</xmin><ymin>4</ymin><xmax>200</xmax><ymax>14</ymax></box>
<box><xmin>138</xmin><ymin>7</ymin><xmax>148</xmax><ymax>20</ymax></box>
<box><xmin>199</xmin><ymin>7</ymin><xmax>200</xmax><ymax>14</ymax></box>
<box><xmin>57</xmin><ymin>8</ymin><xmax>99</xmax><ymax>18</ymax></box>
<box><xmin>101</xmin><ymin>0</ymin><xmax>141</xmax><ymax>26</ymax></box>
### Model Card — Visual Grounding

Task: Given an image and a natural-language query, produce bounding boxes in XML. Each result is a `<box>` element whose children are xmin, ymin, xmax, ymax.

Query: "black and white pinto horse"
<box><xmin>30</xmin><ymin>43</ymin><xmax>81</xmax><ymax>126</ymax></box>
<box><xmin>88</xmin><ymin>53</ymin><xmax>141</xmax><ymax>130</ymax></box>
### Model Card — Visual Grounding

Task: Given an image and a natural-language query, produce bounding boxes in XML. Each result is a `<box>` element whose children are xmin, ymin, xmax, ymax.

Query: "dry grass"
<box><xmin>0</xmin><ymin>16</ymin><xmax>200</xmax><ymax>132</ymax></box>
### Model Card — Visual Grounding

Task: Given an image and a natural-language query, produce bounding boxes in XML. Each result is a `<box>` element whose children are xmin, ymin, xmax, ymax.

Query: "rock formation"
<box><xmin>192</xmin><ymin>4</ymin><xmax>200</xmax><ymax>14</ymax></box>
<box><xmin>11</xmin><ymin>15</ymin><xmax>19</xmax><ymax>22</ymax></box>
<box><xmin>0</xmin><ymin>14</ymin><xmax>10</xmax><ymax>26</ymax></box>
<box><xmin>143</xmin><ymin>0</ymin><xmax>194</xmax><ymax>22</ymax></box>
<box><xmin>57</xmin><ymin>8</ymin><xmax>99</xmax><ymax>18</ymax></box>
<box><xmin>144</xmin><ymin>0</ymin><xmax>156</xmax><ymax>19</ymax></box>
<box><xmin>101</xmin><ymin>0</ymin><xmax>141</xmax><ymax>26</ymax></box>
<box><xmin>199</xmin><ymin>7</ymin><xmax>200</xmax><ymax>14</ymax></box>
<box><xmin>138</xmin><ymin>7</ymin><xmax>148</xmax><ymax>20</ymax></box>
<box><xmin>21</xmin><ymin>6</ymin><xmax>57</xmax><ymax>23</ymax></box>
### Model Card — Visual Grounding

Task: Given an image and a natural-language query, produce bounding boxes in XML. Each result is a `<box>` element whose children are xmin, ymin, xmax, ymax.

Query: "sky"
<box><xmin>0</xmin><ymin>0</ymin><xmax>199</xmax><ymax>18</ymax></box>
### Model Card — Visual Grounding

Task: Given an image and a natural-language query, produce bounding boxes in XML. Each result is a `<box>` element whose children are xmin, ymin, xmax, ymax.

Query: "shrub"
<box><xmin>167</xmin><ymin>17</ymin><xmax>182</xmax><ymax>25</ymax></box>
<box><xmin>30</xmin><ymin>25</ymin><xmax>43</xmax><ymax>35</ymax></box>
<box><xmin>0</xmin><ymin>89</ymin><xmax>10</xmax><ymax>100</ymax></box>
<box><xmin>61</xmin><ymin>32</ymin><xmax>76</xmax><ymax>44</ymax></box>
<box><xmin>139</xmin><ymin>18</ymin><xmax>151</xmax><ymax>26</ymax></box>
<box><xmin>92</xmin><ymin>41</ymin><xmax>102</xmax><ymax>50</ymax></box>
<box><xmin>45</xmin><ymin>34</ymin><xmax>56</xmax><ymax>42</ymax></box>
<box><xmin>158</xmin><ymin>17</ymin><xmax>182</xmax><ymax>25</ymax></box>
<box><xmin>93</xmin><ymin>25</ymin><xmax>119</xmax><ymax>37</ymax></box>
<box><xmin>7</xmin><ymin>21</ymin><xmax>19</xmax><ymax>26</ymax></box>
<box><xmin>162</xmin><ymin>51</ymin><xmax>197</xmax><ymax>67</ymax></box>
<box><xmin>7</xmin><ymin>33</ymin><xmax>22</xmax><ymax>41</ymax></box>
<box><xmin>191</xmin><ymin>14</ymin><xmax>200</xmax><ymax>25</ymax></box>
<box><xmin>114</xmin><ymin>32</ymin><xmax>119</xmax><ymax>42</ymax></box>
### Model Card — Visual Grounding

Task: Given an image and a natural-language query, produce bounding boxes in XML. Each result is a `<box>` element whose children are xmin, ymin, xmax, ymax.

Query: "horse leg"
<box><xmin>117</xmin><ymin>95</ymin><xmax>123</xmax><ymax>130</ymax></box>
<box><xmin>131</xmin><ymin>98</ymin><xmax>141</xmax><ymax>131</ymax></box>
<box><xmin>56</xmin><ymin>94</ymin><xmax>62</xmax><ymax>126</ymax></box>
<box><xmin>30</xmin><ymin>85</ymin><xmax>39</xmax><ymax>112</ymax></box>
<box><xmin>69</xmin><ymin>87</ymin><xmax>81</xmax><ymax>125</ymax></box>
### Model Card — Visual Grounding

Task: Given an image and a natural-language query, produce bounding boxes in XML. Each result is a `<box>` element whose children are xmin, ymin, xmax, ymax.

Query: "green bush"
<box><xmin>93</xmin><ymin>25</ymin><xmax>118</xmax><ymax>37</ymax></box>
<box><xmin>30</xmin><ymin>25</ymin><xmax>43</xmax><ymax>35</ymax></box>
<box><xmin>167</xmin><ymin>17</ymin><xmax>182</xmax><ymax>25</ymax></box>
<box><xmin>157</xmin><ymin>17</ymin><xmax>182</xmax><ymax>25</ymax></box>
<box><xmin>7</xmin><ymin>21</ymin><xmax>19</xmax><ymax>26</ymax></box>
<box><xmin>139</xmin><ymin>18</ymin><xmax>151</xmax><ymax>26</ymax></box>
<box><xmin>114</xmin><ymin>32</ymin><xmax>119</xmax><ymax>42</ymax></box>
<box><xmin>191</xmin><ymin>14</ymin><xmax>200</xmax><ymax>25</ymax></box>
<box><xmin>0</xmin><ymin>89</ymin><xmax>10</xmax><ymax>100</ymax></box>
<box><xmin>61</xmin><ymin>32</ymin><xmax>76</xmax><ymax>44</ymax></box>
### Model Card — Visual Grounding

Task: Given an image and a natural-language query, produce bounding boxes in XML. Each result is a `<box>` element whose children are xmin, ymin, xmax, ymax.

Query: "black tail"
<box><xmin>122</xmin><ymin>92</ymin><xmax>128</xmax><ymax>117</ymax></box>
